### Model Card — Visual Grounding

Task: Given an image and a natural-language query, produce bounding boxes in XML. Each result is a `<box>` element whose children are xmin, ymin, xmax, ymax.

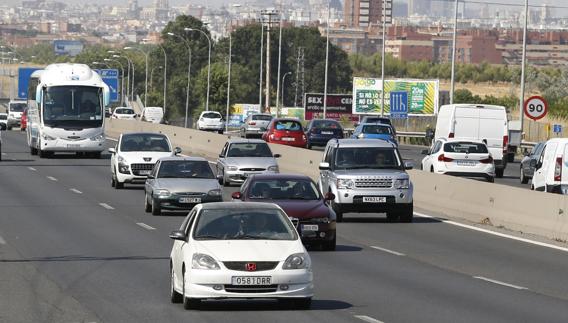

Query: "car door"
<box><xmin>533</xmin><ymin>143</ymin><xmax>555</xmax><ymax>190</ymax></box>
<box><xmin>145</xmin><ymin>160</ymin><xmax>160</xmax><ymax>196</ymax></box>
<box><xmin>172</xmin><ymin>209</ymin><xmax>197</xmax><ymax>281</ymax></box>
<box><xmin>111</xmin><ymin>136</ymin><xmax>122</xmax><ymax>174</ymax></box>
<box><xmin>217</xmin><ymin>143</ymin><xmax>229</xmax><ymax>175</ymax></box>
<box><xmin>319</xmin><ymin>145</ymin><xmax>334</xmax><ymax>191</ymax></box>
<box><xmin>425</xmin><ymin>140</ymin><xmax>442</xmax><ymax>171</ymax></box>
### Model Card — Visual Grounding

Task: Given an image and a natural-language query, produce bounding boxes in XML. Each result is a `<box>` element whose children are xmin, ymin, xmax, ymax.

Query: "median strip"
<box><xmin>370</xmin><ymin>246</ymin><xmax>405</xmax><ymax>256</ymax></box>
<box><xmin>473</xmin><ymin>276</ymin><xmax>528</xmax><ymax>290</ymax></box>
<box><xmin>136</xmin><ymin>223</ymin><xmax>156</xmax><ymax>231</ymax></box>
<box><xmin>99</xmin><ymin>203</ymin><xmax>114</xmax><ymax>210</ymax></box>
<box><xmin>354</xmin><ymin>315</ymin><xmax>385</xmax><ymax>323</ymax></box>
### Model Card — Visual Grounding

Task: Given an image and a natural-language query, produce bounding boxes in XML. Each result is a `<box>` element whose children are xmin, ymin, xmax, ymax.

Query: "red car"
<box><xmin>262</xmin><ymin>118</ymin><xmax>307</xmax><ymax>148</ymax></box>
<box><xmin>20</xmin><ymin>108</ymin><xmax>28</xmax><ymax>131</ymax></box>
<box><xmin>231</xmin><ymin>173</ymin><xmax>337</xmax><ymax>250</ymax></box>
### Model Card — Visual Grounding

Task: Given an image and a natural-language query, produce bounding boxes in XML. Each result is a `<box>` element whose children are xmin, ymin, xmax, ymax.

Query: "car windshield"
<box><xmin>335</xmin><ymin>147</ymin><xmax>402</xmax><ymax>169</ymax></box>
<box><xmin>312</xmin><ymin>120</ymin><xmax>341</xmax><ymax>129</ymax></box>
<box><xmin>193</xmin><ymin>208</ymin><xmax>297</xmax><ymax>240</ymax></box>
<box><xmin>120</xmin><ymin>134</ymin><xmax>171</xmax><ymax>152</ymax></box>
<box><xmin>275</xmin><ymin>120</ymin><xmax>302</xmax><ymax>131</ymax></box>
<box><xmin>115</xmin><ymin>108</ymin><xmax>135</xmax><ymax>115</ymax></box>
<box><xmin>362</xmin><ymin>125</ymin><xmax>392</xmax><ymax>135</ymax></box>
<box><xmin>158</xmin><ymin>160</ymin><xmax>214</xmax><ymax>179</ymax></box>
<box><xmin>9</xmin><ymin>103</ymin><xmax>26</xmax><ymax>112</ymax></box>
<box><xmin>226</xmin><ymin>143</ymin><xmax>273</xmax><ymax>157</ymax></box>
<box><xmin>203</xmin><ymin>112</ymin><xmax>221</xmax><ymax>119</ymax></box>
<box><xmin>248</xmin><ymin>179</ymin><xmax>321</xmax><ymax>200</ymax></box>
<box><xmin>444</xmin><ymin>142</ymin><xmax>488</xmax><ymax>154</ymax></box>
<box><xmin>252</xmin><ymin>115</ymin><xmax>272</xmax><ymax>121</ymax></box>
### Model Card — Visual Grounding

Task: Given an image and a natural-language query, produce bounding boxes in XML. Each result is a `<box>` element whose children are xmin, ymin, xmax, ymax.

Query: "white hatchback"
<box><xmin>111</xmin><ymin>107</ymin><xmax>137</xmax><ymax>120</ymax></box>
<box><xmin>421</xmin><ymin>138</ymin><xmax>495</xmax><ymax>182</ymax></box>
<box><xmin>197</xmin><ymin>111</ymin><xmax>225</xmax><ymax>134</ymax></box>
<box><xmin>169</xmin><ymin>202</ymin><xmax>313</xmax><ymax>310</ymax></box>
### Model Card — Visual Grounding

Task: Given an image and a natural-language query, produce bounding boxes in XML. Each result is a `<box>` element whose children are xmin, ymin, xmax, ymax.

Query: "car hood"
<box><xmin>224</xmin><ymin>157</ymin><xmax>277</xmax><ymax>168</ymax></box>
<box><xmin>194</xmin><ymin>240</ymin><xmax>304</xmax><ymax>262</ymax></box>
<box><xmin>154</xmin><ymin>178</ymin><xmax>219</xmax><ymax>193</ymax></box>
<box><xmin>119</xmin><ymin>151</ymin><xmax>173</xmax><ymax>163</ymax></box>
<box><xmin>333</xmin><ymin>168</ymin><xmax>408</xmax><ymax>178</ymax></box>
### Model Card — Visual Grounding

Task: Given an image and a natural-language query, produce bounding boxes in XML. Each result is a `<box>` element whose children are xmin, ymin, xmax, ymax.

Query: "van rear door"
<box><xmin>453</xmin><ymin>107</ymin><xmax>480</xmax><ymax>140</ymax></box>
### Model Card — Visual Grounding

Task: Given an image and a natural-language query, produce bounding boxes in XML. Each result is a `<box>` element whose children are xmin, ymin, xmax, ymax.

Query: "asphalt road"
<box><xmin>1</xmin><ymin>130</ymin><xmax>568</xmax><ymax>323</ymax></box>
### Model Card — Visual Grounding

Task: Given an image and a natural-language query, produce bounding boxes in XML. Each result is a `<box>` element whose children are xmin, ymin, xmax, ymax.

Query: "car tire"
<box><xmin>399</xmin><ymin>204</ymin><xmax>414</xmax><ymax>223</ymax></box>
<box><xmin>170</xmin><ymin>267</ymin><xmax>182</xmax><ymax>304</ymax></box>
<box><xmin>495</xmin><ymin>168</ymin><xmax>504</xmax><ymax>178</ymax></box>
<box><xmin>115</xmin><ymin>178</ymin><xmax>124</xmax><ymax>189</ymax></box>
<box><xmin>322</xmin><ymin>235</ymin><xmax>336</xmax><ymax>251</ymax></box>
<box><xmin>7</xmin><ymin>125</ymin><xmax>12</xmax><ymax>131</ymax></box>
<box><xmin>222</xmin><ymin>171</ymin><xmax>230</xmax><ymax>187</ymax></box>
<box><xmin>487</xmin><ymin>176</ymin><xmax>495</xmax><ymax>183</ymax></box>
<box><xmin>144</xmin><ymin>193</ymin><xmax>152</xmax><ymax>213</ymax></box>
<box><xmin>330</xmin><ymin>200</ymin><xmax>343</xmax><ymax>222</ymax></box>
<box><xmin>218</xmin><ymin>130</ymin><xmax>223</xmax><ymax>134</ymax></box>
<box><xmin>111</xmin><ymin>176</ymin><xmax>116</xmax><ymax>188</ymax></box>
<box><xmin>151</xmin><ymin>197</ymin><xmax>161</xmax><ymax>216</ymax></box>
<box><xmin>520</xmin><ymin>168</ymin><xmax>529</xmax><ymax>184</ymax></box>
<box><xmin>182</xmin><ymin>272</ymin><xmax>200</xmax><ymax>310</ymax></box>
<box><xmin>38</xmin><ymin>149</ymin><xmax>48</xmax><ymax>158</ymax></box>
<box><xmin>30</xmin><ymin>144</ymin><xmax>38</xmax><ymax>155</ymax></box>
<box><xmin>306</xmin><ymin>142</ymin><xmax>312</xmax><ymax>149</ymax></box>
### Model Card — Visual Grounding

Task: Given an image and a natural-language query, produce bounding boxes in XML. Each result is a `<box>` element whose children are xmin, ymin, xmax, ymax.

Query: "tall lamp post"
<box><xmin>104</xmin><ymin>58</ymin><xmax>125</xmax><ymax>107</ymax></box>
<box><xmin>281</xmin><ymin>72</ymin><xmax>292</xmax><ymax>110</ymax></box>
<box><xmin>323</xmin><ymin>1</ymin><xmax>331</xmax><ymax>119</ymax></box>
<box><xmin>450</xmin><ymin>0</ymin><xmax>459</xmax><ymax>104</ymax></box>
<box><xmin>185</xmin><ymin>27</ymin><xmax>212</xmax><ymax>112</ymax></box>
<box><xmin>124</xmin><ymin>46</ymin><xmax>149</xmax><ymax>107</ymax></box>
<box><xmin>226</xmin><ymin>27</ymin><xmax>232</xmax><ymax>133</ymax></box>
<box><xmin>157</xmin><ymin>44</ymin><xmax>168</xmax><ymax>115</ymax></box>
<box><xmin>167</xmin><ymin>32</ymin><xmax>192</xmax><ymax>128</ymax></box>
<box><xmin>519</xmin><ymin>0</ymin><xmax>529</xmax><ymax>135</ymax></box>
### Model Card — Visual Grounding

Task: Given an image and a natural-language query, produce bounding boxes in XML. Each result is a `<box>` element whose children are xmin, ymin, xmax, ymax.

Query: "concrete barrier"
<box><xmin>105</xmin><ymin>119</ymin><xmax>568</xmax><ymax>242</ymax></box>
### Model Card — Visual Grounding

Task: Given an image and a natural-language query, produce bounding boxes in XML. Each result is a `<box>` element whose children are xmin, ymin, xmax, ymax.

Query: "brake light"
<box><xmin>438</xmin><ymin>154</ymin><xmax>454</xmax><ymax>162</ymax></box>
<box><xmin>554</xmin><ymin>156</ymin><xmax>562</xmax><ymax>182</ymax></box>
<box><xmin>480</xmin><ymin>156</ymin><xmax>494</xmax><ymax>164</ymax></box>
<box><xmin>449</xmin><ymin>132</ymin><xmax>454</xmax><ymax>138</ymax></box>
<box><xmin>503</xmin><ymin>135</ymin><xmax>509</xmax><ymax>153</ymax></box>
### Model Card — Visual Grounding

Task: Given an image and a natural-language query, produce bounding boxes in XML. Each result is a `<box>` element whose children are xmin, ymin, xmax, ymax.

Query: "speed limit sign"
<box><xmin>524</xmin><ymin>96</ymin><xmax>548</xmax><ymax>121</ymax></box>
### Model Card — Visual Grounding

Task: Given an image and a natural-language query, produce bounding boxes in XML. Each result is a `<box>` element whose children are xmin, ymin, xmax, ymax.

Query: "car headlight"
<box><xmin>89</xmin><ymin>134</ymin><xmax>105</xmax><ymax>141</ymax></box>
<box><xmin>208</xmin><ymin>189</ymin><xmax>222</xmax><ymax>196</ymax></box>
<box><xmin>268</xmin><ymin>165</ymin><xmax>279</xmax><ymax>172</ymax></box>
<box><xmin>154</xmin><ymin>189</ymin><xmax>171</xmax><ymax>198</ymax></box>
<box><xmin>283</xmin><ymin>253</ymin><xmax>310</xmax><ymax>270</ymax></box>
<box><xmin>117</xmin><ymin>155</ymin><xmax>126</xmax><ymax>163</ymax></box>
<box><xmin>226</xmin><ymin>165</ymin><xmax>238</xmax><ymax>171</ymax></box>
<box><xmin>42</xmin><ymin>134</ymin><xmax>56</xmax><ymax>141</ymax></box>
<box><xmin>192</xmin><ymin>253</ymin><xmax>220</xmax><ymax>270</ymax></box>
<box><xmin>357</xmin><ymin>133</ymin><xmax>365</xmax><ymax>139</ymax></box>
<box><xmin>394</xmin><ymin>179</ymin><xmax>410</xmax><ymax>189</ymax></box>
<box><xmin>310</xmin><ymin>217</ymin><xmax>330</xmax><ymax>224</ymax></box>
<box><xmin>337</xmin><ymin>178</ymin><xmax>355</xmax><ymax>189</ymax></box>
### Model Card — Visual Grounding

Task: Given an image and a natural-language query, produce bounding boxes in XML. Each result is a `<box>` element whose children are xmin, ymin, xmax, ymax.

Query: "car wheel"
<box><xmin>144</xmin><ymin>193</ymin><xmax>152</xmax><ymax>213</ymax></box>
<box><xmin>399</xmin><ymin>204</ymin><xmax>414</xmax><ymax>223</ymax></box>
<box><xmin>495</xmin><ymin>168</ymin><xmax>504</xmax><ymax>178</ymax></box>
<box><xmin>330</xmin><ymin>200</ymin><xmax>343</xmax><ymax>223</ymax></box>
<box><xmin>111</xmin><ymin>176</ymin><xmax>116</xmax><ymax>188</ymax></box>
<box><xmin>520</xmin><ymin>168</ymin><xmax>529</xmax><ymax>184</ymax></box>
<box><xmin>7</xmin><ymin>125</ymin><xmax>12</xmax><ymax>130</ymax></box>
<box><xmin>218</xmin><ymin>130</ymin><xmax>223</xmax><ymax>134</ymax></box>
<box><xmin>30</xmin><ymin>145</ymin><xmax>38</xmax><ymax>155</ymax></box>
<box><xmin>151</xmin><ymin>197</ymin><xmax>161</xmax><ymax>216</ymax></box>
<box><xmin>38</xmin><ymin>149</ymin><xmax>48</xmax><ymax>158</ymax></box>
<box><xmin>306</xmin><ymin>142</ymin><xmax>312</xmax><ymax>149</ymax></box>
<box><xmin>322</xmin><ymin>235</ymin><xmax>336</xmax><ymax>251</ymax></box>
<box><xmin>430</xmin><ymin>166</ymin><xmax>434</xmax><ymax>173</ymax></box>
<box><xmin>115</xmin><ymin>177</ymin><xmax>124</xmax><ymax>189</ymax></box>
<box><xmin>182</xmin><ymin>271</ymin><xmax>200</xmax><ymax>310</ymax></box>
<box><xmin>222</xmin><ymin>171</ymin><xmax>230</xmax><ymax>187</ymax></box>
<box><xmin>170</xmin><ymin>267</ymin><xmax>182</xmax><ymax>304</ymax></box>
<box><xmin>487</xmin><ymin>176</ymin><xmax>495</xmax><ymax>183</ymax></box>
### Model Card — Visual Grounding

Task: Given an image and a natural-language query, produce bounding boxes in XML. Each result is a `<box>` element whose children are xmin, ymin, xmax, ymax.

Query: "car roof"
<box><xmin>226</xmin><ymin>138</ymin><xmax>267</xmax><ymax>144</ymax></box>
<box><xmin>273</xmin><ymin>118</ymin><xmax>301</xmax><ymax>122</ymax></box>
<box><xmin>250</xmin><ymin>113</ymin><xmax>272</xmax><ymax>116</ymax></box>
<box><xmin>200</xmin><ymin>201</ymin><xmax>283</xmax><ymax>210</ymax></box>
<box><xmin>120</xmin><ymin>132</ymin><xmax>169</xmax><ymax>138</ymax></box>
<box><xmin>438</xmin><ymin>138</ymin><xmax>486</xmax><ymax>144</ymax></box>
<box><xmin>248</xmin><ymin>173</ymin><xmax>312</xmax><ymax>181</ymax></box>
<box><xmin>329</xmin><ymin>138</ymin><xmax>396</xmax><ymax>148</ymax></box>
<box><xmin>359</xmin><ymin>123</ymin><xmax>392</xmax><ymax>127</ymax></box>
<box><xmin>158</xmin><ymin>156</ymin><xmax>207</xmax><ymax>162</ymax></box>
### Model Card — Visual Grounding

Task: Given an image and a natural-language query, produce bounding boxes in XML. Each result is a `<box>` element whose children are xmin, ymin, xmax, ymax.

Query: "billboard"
<box><xmin>228</xmin><ymin>104</ymin><xmax>261</xmax><ymax>127</ymax></box>
<box><xmin>94</xmin><ymin>69</ymin><xmax>119</xmax><ymax>102</ymax></box>
<box><xmin>304</xmin><ymin>93</ymin><xmax>357</xmax><ymax>121</ymax></box>
<box><xmin>352</xmin><ymin>78</ymin><xmax>439</xmax><ymax>115</ymax></box>
<box><xmin>269</xmin><ymin>107</ymin><xmax>304</xmax><ymax>119</ymax></box>
<box><xmin>53</xmin><ymin>40</ymin><xmax>84</xmax><ymax>56</ymax></box>
<box><xmin>18</xmin><ymin>67</ymin><xmax>42</xmax><ymax>99</ymax></box>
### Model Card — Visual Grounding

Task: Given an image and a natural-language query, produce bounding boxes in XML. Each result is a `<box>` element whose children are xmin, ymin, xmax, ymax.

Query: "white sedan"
<box><xmin>169</xmin><ymin>202</ymin><xmax>313</xmax><ymax>310</ymax></box>
<box><xmin>421</xmin><ymin>138</ymin><xmax>495</xmax><ymax>182</ymax></box>
<box><xmin>111</xmin><ymin>107</ymin><xmax>137</xmax><ymax>120</ymax></box>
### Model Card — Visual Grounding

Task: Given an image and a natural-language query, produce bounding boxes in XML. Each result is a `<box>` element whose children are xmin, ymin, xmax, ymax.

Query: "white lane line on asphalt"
<box><xmin>370</xmin><ymin>246</ymin><xmax>406</xmax><ymax>256</ymax></box>
<box><xmin>99</xmin><ymin>203</ymin><xmax>115</xmax><ymax>210</ymax></box>
<box><xmin>46</xmin><ymin>176</ymin><xmax>58</xmax><ymax>181</ymax></box>
<box><xmin>70</xmin><ymin>188</ymin><xmax>83</xmax><ymax>194</ymax></box>
<box><xmin>0</xmin><ymin>234</ymin><xmax>6</xmax><ymax>245</ymax></box>
<box><xmin>354</xmin><ymin>315</ymin><xmax>385</xmax><ymax>323</ymax></box>
<box><xmin>137</xmin><ymin>222</ymin><xmax>156</xmax><ymax>231</ymax></box>
<box><xmin>414</xmin><ymin>212</ymin><xmax>568</xmax><ymax>254</ymax></box>
<box><xmin>473</xmin><ymin>276</ymin><xmax>528</xmax><ymax>290</ymax></box>
<box><xmin>28</xmin><ymin>167</ymin><xmax>37</xmax><ymax>171</ymax></box>
<box><xmin>1</xmin><ymin>152</ymin><xmax>6</xmax><ymax>156</ymax></box>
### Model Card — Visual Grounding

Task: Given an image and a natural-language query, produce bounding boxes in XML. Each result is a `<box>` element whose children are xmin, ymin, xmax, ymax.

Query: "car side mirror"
<box><xmin>324</xmin><ymin>192</ymin><xmax>335</xmax><ymax>201</ymax></box>
<box><xmin>219</xmin><ymin>154</ymin><xmax>224</xmax><ymax>158</ymax></box>
<box><xmin>169</xmin><ymin>230</ymin><xmax>186</xmax><ymax>241</ymax></box>
<box><xmin>421</xmin><ymin>149</ymin><xmax>429</xmax><ymax>155</ymax></box>
<box><xmin>404</xmin><ymin>161</ymin><xmax>414</xmax><ymax>170</ymax></box>
<box><xmin>273</xmin><ymin>153</ymin><xmax>281</xmax><ymax>158</ymax></box>
<box><xmin>174</xmin><ymin>147</ymin><xmax>182</xmax><ymax>155</ymax></box>
<box><xmin>319</xmin><ymin>162</ymin><xmax>330</xmax><ymax>170</ymax></box>
<box><xmin>108</xmin><ymin>148</ymin><xmax>116</xmax><ymax>154</ymax></box>
<box><xmin>231</xmin><ymin>191</ymin><xmax>242</xmax><ymax>200</ymax></box>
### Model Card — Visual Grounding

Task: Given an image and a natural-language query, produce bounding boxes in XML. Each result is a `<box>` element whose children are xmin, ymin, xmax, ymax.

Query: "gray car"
<box><xmin>240</xmin><ymin>113</ymin><xmax>273</xmax><ymax>138</ymax></box>
<box><xmin>520</xmin><ymin>141</ymin><xmax>545</xmax><ymax>184</ymax></box>
<box><xmin>144</xmin><ymin>157</ymin><xmax>222</xmax><ymax>215</ymax></box>
<box><xmin>216</xmin><ymin>138</ymin><xmax>280</xmax><ymax>186</ymax></box>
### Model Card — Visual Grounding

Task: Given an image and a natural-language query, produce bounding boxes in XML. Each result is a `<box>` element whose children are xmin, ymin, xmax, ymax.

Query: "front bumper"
<box><xmin>41</xmin><ymin>137</ymin><xmax>106</xmax><ymax>152</ymax></box>
<box><xmin>226</xmin><ymin>169</ymin><xmax>278</xmax><ymax>184</ymax></box>
<box><xmin>334</xmin><ymin>187</ymin><xmax>413</xmax><ymax>213</ymax></box>
<box><xmin>155</xmin><ymin>195</ymin><xmax>223</xmax><ymax>210</ymax></box>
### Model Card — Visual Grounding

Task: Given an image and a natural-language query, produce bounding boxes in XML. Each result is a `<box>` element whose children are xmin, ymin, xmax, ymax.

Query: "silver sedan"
<box><xmin>144</xmin><ymin>157</ymin><xmax>222</xmax><ymax>215</ymax></box>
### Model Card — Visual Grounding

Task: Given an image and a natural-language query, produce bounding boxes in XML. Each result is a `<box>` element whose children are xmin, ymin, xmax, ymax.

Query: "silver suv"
<box><xmin>318</xmin><ymin>139</ymin><xmax>414</xmax><ymax>222</ymax></box>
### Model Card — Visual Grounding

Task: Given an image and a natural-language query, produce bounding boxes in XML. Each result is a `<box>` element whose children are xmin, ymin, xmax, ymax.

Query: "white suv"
<box><xmin>109</xmin><ymin>132</ymin><xmax>181</xmax><ymax>189</ymax></box>
<box><xmin>197</xmin><ymin>111</ymin><xmax>225</xmax><ymax>134</ymax></box>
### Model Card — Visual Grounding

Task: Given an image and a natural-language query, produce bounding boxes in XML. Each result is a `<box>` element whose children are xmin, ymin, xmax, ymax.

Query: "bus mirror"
<box><xmin>36</xmin><ymin>86</ymin><xmax>42</xmax><ymax>103</ymax></box>
<box><xmin>103</xmin><ymin>88</ymin><xmax>110</xmax><ymax>106</ymax></box>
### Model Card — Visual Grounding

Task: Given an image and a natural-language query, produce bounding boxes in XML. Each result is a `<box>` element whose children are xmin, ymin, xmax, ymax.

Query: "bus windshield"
<box><xmin>43</xmin><ymin>86</ymin><xmax>103</xmax><ymax>128</ymax></box>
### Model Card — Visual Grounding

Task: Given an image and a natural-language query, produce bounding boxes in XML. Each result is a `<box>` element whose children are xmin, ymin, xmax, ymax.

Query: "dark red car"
<box><xmin>20</xmin><ymin>108</ymin><xmax>27</xmax><ymax>131</ymax></box>
<box><xmin>231</xmin><ymin>173</ymin><xmax>336</xmax><ymax>250</ymax></box>
<box><xmin>262</xmin><ymin>118</ymin><xmax>307</xmax><ymax>148</ymax></box>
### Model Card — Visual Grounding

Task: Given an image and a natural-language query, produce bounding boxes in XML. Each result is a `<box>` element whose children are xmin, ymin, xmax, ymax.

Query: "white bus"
<box><xmin>26</xmin><ymin>64</ymin><xmax>110</xmax><ymax>158</ymax></box>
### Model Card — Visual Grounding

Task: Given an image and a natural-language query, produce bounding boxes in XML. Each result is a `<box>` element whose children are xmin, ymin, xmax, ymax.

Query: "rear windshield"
<box><xmin>203</xmin><ymin>112</ymin><xmax>221</xmax><ymax>119</ymax></box>
<box><xmin>312</xmin><ymin>120</ymin><xmax>341</xmax><ymax>129</ymax></box>
<box><xmin>227</xmin><ymin>142</ymin><xmax>273</xmax><ymax>157</ymax></box>
<box><xmin>274</xmin><ymin>120</ymin><xmax>302</xmax><ymax>131</ymax></box>
<box><xmin>362</xmin><ymin>125</ymin><xmax>392</xmax><ymax>134</ymax></box>
<box><xmin>120</xmin><ymin>134</ymin><xmax>171</xmax><ymax>152</ymax></box>
<box><xmin>252</xmin><ymin>115</ymin><xmax>272</xmax><ymax>121</ymax></box>
<box><xmin>444</xmin><ymin>142</ymin><xmax>488</xmax><ymax>154</ymax></box>
<box><xmin>363</xmin><ymin>117</ymin><xmax>391</xmax><ymax>125</ymax></box>
<box><xmin>158</xmin><ymin>160</ymin><xmax>214</xmax><ymax>179</ymax></box>
<box><xmin>115</xmin><ymin>108</ymin><xmax>135</xmax><ymax>115</ymax></box>
<box><xmin>9</xmin><ymin>103</ymin><xmax>26</xmax><ymax>112</ymax></box>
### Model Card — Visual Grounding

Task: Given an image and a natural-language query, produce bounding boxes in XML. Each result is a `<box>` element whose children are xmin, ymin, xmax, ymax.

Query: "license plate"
<box><xmin>301</xmin><ymin>224</ymin><xmax>319</xmax><ymax>231</ymax></box>
<box><xmin>321</xmin><ymin>131</ymin><xmax>333</xmax><ymax>135</ymax></box>
<box><xmin>138</xmin><ymin>170</ymin><xmax>151</xmax><ymax>175</ymax></box>
<box><xmin>282</xmin><ymin>137</ymin><xmax>295</xmax><ymax>141</ymax></box>
<box><xmin>67</xmin><ymin>144</ymin><xmax>80</xmax><ymax>148</ymax></box>
<box><xmin>231</xmin><ymin>276</ymin><xmax>272</xmax><ymax>286</ymax></box>
<box><xmin>179</xmin><ymin>197</ymin><xmax>201</xmax><ymax>203</ymax></box>
<box><xmin>456</xmin><ymin>160</ymin><xmax>477</xmax><ymax>166</ymax></box>
<box><xmin>363</xmin><ymin>196</ymin><xmax>387</xmax><ymax>203</ymax></box>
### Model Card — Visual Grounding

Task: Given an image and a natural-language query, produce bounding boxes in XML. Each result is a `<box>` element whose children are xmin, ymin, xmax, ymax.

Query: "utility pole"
<box><xmin>380</xmin><ymin>0</ymin><xmax>393</xmax><ymax>116</ymax></box>
<box><xmin>323</xmin><ymin>0</ymin><xmax>330</xmax><ymax>118</ymax></box>
<box><xmin>275</xmin><ymin>3</ymin><xmax>283</xmax><ymax>110</ymax></box>
<box><xmin>259</xmin><ymin>20</ymin><xmax>264</xmax><ymax>111</ymax></box>
<box><xmin>450</xmin><ymin>0</ymin><xmax>459</xmax><ymax>104</ymax></box>
<box><xmin>262</xmin><ymin>10</ymin><xmax>278</xmax><ymax>113</ymax></box>
<box><xmin>519</xmin><ymin>0</ymin><xmax>529</xmax><ymax>135</ymax></box>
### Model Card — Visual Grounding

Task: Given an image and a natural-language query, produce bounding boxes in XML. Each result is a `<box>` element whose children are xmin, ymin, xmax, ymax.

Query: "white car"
<box><xmin>531</xmin><ymin>138</ymin><xmax>568</xmax><ymax>194</ymax></box>
<box><xmin>0</xmin><ymin>113</ymin><xmax>7</xmax><ymax>130</ymax></box>
<box><xmin>421</xmin><ymin>138</ymin><xmax>495</xmax><ymax>182</ymax></box>
<box><xmin>109</xmin><ymin>132</ymin><xmax>181</xmax><ymax>189</ymax></box>
<box><xmin>111</xmin><ymin>107</ymin><xmax>137</xmax><ymax>120</ymax></box>
<box><xmin>197</xmin><ymin>111</ymin><xmax>225</xmax><ymax>134</ymax></box>
<box><xmin>169</xmin><ymin>202</ymin><xmax>313</xmax><ymax>310</ymax></box>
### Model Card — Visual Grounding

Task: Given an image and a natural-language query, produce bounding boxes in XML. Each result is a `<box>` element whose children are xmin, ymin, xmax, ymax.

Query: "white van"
<box><xmin>435</xmin><ymin>104</ymin><xmax>509</xmax><ymax>177</ymax></box>
<box><xmin>7</xmin><ymin>100</ymin><xmax>27</xmax><ymax>130</ymax></box>
<box><xmin>141</xmin><ymin>107</ymin><xmax>164</xmax><ymax>124</ymax></box>
<box><xmin>531</xmin><ymin>138</ymin><xmax>568</xmax><ymax>194</ymax></box>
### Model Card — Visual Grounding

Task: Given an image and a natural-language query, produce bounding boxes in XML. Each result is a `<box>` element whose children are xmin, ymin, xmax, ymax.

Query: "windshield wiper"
<box><xmin>194</xmin><ymin>235</ymin><xmax>222</xmax><ymax>240</ymax></box>
<box><xmin>288</xmin><ymin>196</ymin><xmax>314</xmax><ymax>200</ymax></box>
<box><xmin>232</xmin><ymin>234</ymin><xmax>277</xmax><ymax>240</ymax></box>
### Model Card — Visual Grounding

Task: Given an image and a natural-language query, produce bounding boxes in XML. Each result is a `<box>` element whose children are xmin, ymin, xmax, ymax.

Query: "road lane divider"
<box><xmin>136</xmin><ymin>223</ymin><xmax>156</xmax><ymax>231</ymax></box>
<box><xmin>28</xmin><ymin>167</ymin><xmax>36</xmax><ymax>171</ymax></box>
<box><xmin>354</xmin><ymin>315</ymin><xmax>385</xmax><ymax>323</ymax></box>
<box><xmin>370</xmin><ymin>246</ymin><xmax>406</xmax><ymax>256</ymax></box>
<box><xmin>70</xmin><ymin>188</ymin><xmax>83</xmax><ymax>194</ymax></box>
<box><xmin>46</xmin><ymin>176</ymin><xmax>57</xmax><ymax>181</ymax></box>
<box><xmin>0</xmin><ymin>234</ymin><xmax>6</xmax><ymax>245</ymax></box>
<box><xmin>99</xmin><ymin>203</ymin><xmax>115</xmax><ymax>210</ymax></box>
<box><xmin>473</xmin><ymin>276</ymin><xmax>528</xmax><ymax>290</ymax></box>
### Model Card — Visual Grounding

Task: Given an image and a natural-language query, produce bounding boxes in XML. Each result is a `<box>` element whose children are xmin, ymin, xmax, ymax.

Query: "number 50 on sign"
<box><xmin>524</xmin><ymin>96</ymin><xmax>548</xmax><ymax>121</ymax></box>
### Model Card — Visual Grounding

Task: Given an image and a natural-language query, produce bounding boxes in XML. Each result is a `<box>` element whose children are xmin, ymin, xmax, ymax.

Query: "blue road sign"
<box><xmin>390</xmin><ymin>91</ymin><xmax>408</xmax><ymax>119</ymax></box>
<box><xmin>554</xmin><ymin>124</ymin><xmax>562</xmax><ymax>133</ymax></box>
<box><xmin>17</xmin><ymin>67</ymin><xmax>41</xmax><ymax>99</ymax></box>
<box><xmin>95</xmin><ymin>69</ymin><xmax>119</xmax><ymax>102</ymax></box>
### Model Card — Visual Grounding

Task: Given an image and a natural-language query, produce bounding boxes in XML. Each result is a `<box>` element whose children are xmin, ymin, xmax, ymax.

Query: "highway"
<box><xmin>1</xmin><ymin>130</ymin><xmax>568</xmax><ymax>323</ymax></box>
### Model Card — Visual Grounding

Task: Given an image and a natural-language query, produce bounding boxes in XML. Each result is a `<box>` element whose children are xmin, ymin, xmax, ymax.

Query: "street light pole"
<box><xmin>167</xmin><ymin>32</ymin><xmax>192</xmax><ymax>128</ymax></box>
<box><xmin>157</xmin><ymin>44</ymin><xmax>168</xmax><ymax>115</ymax></box>
<box><xmin>259</xmin><ymin>20</ymin><xmax>264</xmax><ymax>111</ymax></box>
<box><xmin>124</xmin><ymin>46</ymin><xmax>148</xmax><ymax>107</ymax></box>
<box><xmin>150</xmin><ymin>66</ymin><xmax>162</xmax><ymax>90</ymax></box>
<box><xmin>380</xmin><ymin>0</ymin><xmax>387</xmax><ymax>116</ymax></box>
<box><xmin>450</xmin><ymin>0</ymin><xmax>459</xmax><ymax>104</ymax></box>
<box><xmin>104</xmin><ymin>58</ymin><xmax>125</xmax><ymax>106</ymax></box>
<box><xmin>519</xmin><ymin>0</ymin><xmax>529</xmax><ymax>135</ymax></box>
<box><xmin>226</xmin><ymin>28</ymin><xmax>232</xmax><ymax>133</ymax></box>
<box><xmin>275</xmin><ymin>4</ymin><xmax>283</xmax><ymax>111</ymax></box>
<box><xmin>323</xmin><ymin>0</ymin><xmax>330</xmax><ymax>119</ymax></box>
<box><xmin>185</xmin><ymin>27</ymin><xmax>212</xmax><ymax>111</ymax></box>
<box><xmin>281</xmin><ymin>72</ymin><xmax>292</xmax><ymax>109</ymax></box>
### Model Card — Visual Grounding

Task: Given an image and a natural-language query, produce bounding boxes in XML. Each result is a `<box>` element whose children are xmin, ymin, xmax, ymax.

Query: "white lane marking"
<box><xmin>99</xmin><ymin>203</ymin><xmax>115</xmax><ymax>210</ymax></box>
<box><xmin>370</xmin><ymin>246</ymin><xmax>406</xmax><ymax>256</ymax></box>
<box><xmin>414</xmin><ymin>212</ymin><xmax>568</xmax><ymax>254</ymax></box>
<box><xmin>1</xmin><ymin>152</ymin><xmax>6</xmax><ymax>156</ymax></box>
<box><xmin>137</xmin><ymin>222</ymin><xmax>156</xmax><ymax>231</ymax></box>
<box><xmin>70</xmin><ymin>188</ymin><xmax>83</xmax><ymax>194</ymax></box>
<box><xmin>47</xmin><ymin>176</ymin><xmax>58</xmax><ymax>181</ymax></box>
<box><xmin>354</xmin><ymin>315</ymin><xmax>385</xmax><ymax>323</ymax></box>
<box><xmin>28</xmin><ymin>167</ymin><xmax>37</xmax><ymax>171</ymax></box>
<box><xmin>0</xmin><ymin>234</ymin><xmax>6</xmax><ymax>245</ymax></box>
<box><xmin>473</xmin><ymin>276</ymin><xmax>528</xmax><ymax>290</ymax></box>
